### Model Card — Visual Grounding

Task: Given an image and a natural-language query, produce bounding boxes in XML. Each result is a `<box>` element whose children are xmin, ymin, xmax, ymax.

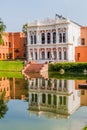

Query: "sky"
<box><xmin>0</xmin><ymin>0</ymin><xmax>87</xmax><ymax>32</ymax></box>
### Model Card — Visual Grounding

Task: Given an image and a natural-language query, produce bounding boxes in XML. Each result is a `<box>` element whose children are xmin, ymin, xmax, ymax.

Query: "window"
<box><xmin>63</xmin><ymin>33</ymin><xmax>66</xmax><ymax>43</ymax></box>
<box><xmin>81</xmin><ymin>38</ymin><xmax>85</xmax><ymax>45</ymax></box>
<box><xmin>35</xmin><ymin>52</ymin><xmax>37</xmax><ymax>60</ymax></box>
<box><xmin>9</xmin><ymin>42</ymin><xmax>11</xmax><ymax>47</ymax></box>
<box><xmin>41</xmin><ymin>33</ymin><xmax>45</xmax><ymax>44</ymax></box>
<box><xmin>77</xmin><ymin>53</ymin><xmax>80</xmax><ymax>60</ymax></box>
<box><xmin>53</xmin><ymin>32</ymin><xmax>56</xmax><ymax>43</ymax></box>
<box><xmin>47</xmin><ymin>33</ymin><xmax>51</xmax><ymax>44</ymax></box>
<box><xmin>64</xmin><ymin>51</ymin><xmax>67</xmax><ymax>60</ymax></box>
<box><xmin>59</xmin><ymin>33</ymin><xmax>62</xmax><ymax>43</ymax></box>
<box><xmin>42</xmin><ymin>51</ymin><xmax>45</xmax><ymax>60</ymax></box>
<box><xmin>53</xmin><ymin>51</ymin><xmax>57</xmax><ymax>59</ymax></box>
<box><xmin>34</xmin><ymin>35</ymin><xmax>37</xmax><ymax>44</ymax></box>
<box><xmin>47</xmin><ymin>51</ymin><xmax>51</xmax><ymax>59</ymax></box>
<box><xmin>59</xmin><ymin>51</ymin><xmax>62</xmax><ymax>60</ymax></box>
<box><xmin>30</xmin><ymin>36</ymin><xmax>33</xmax><ymax>44</ymax></box>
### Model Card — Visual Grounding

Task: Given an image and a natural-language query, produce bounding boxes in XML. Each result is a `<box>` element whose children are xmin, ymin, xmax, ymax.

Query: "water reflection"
<box><xmin>0</xmin><ymin>77</ymin><xmax>28</xmax><ymax>119</ymax></box>
<box><xmin>0</xmin><ymin>74</ymin><xmax>87</xmax><ymax>130</ymax></box>
<box><xmin>28</xmin><ymin>78</ymin><xmax>81</xmax><ymax>118</ymax></box>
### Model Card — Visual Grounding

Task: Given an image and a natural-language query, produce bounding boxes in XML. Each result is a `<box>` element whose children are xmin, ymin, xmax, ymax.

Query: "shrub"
<box><xmin>49</xmin><ymin>62</ymin><xmax>87</xmax><ymax>73</ymax></box>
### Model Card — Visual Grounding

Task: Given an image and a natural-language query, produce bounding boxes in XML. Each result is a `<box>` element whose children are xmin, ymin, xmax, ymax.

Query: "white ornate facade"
<box><xmin>27</xmin><ymin>15</ymin><xmax>80</xmax><ymax>63</ymax></box>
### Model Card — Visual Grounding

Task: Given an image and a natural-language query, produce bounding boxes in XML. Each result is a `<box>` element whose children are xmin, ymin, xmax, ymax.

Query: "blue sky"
<box><xmin>0</xmin><ymin>0</ymin><xmax>87</xmax><ymax>32</ymax></box>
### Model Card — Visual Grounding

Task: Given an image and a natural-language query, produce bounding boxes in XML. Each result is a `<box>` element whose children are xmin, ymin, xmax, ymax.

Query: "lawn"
<box><xmin>0</xmin><ymin>60</ymin><xmax>24</xmax><ymax>72</ymax></box>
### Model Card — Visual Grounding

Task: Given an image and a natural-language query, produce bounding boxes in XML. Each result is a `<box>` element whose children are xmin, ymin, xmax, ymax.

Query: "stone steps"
<box><xmin>22</xmin><ymin>62</ymin><xmax>48</xmax><ymax>73</ymax></box>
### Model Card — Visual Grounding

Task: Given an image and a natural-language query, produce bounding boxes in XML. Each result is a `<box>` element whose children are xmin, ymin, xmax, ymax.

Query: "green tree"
<box><xmin>22</xmin><ymin>23</ymin><xmax>28</xmax><ymax>35</ymax></box>
<box><xmin>0</xmin><ymin>91</ymin><xmax>8</xmax><ymax>119</ymax></box>
<box><xmin>0</xmin><ymin>18</ymin><xmax>6</xmax><ymax>45</ymax></box>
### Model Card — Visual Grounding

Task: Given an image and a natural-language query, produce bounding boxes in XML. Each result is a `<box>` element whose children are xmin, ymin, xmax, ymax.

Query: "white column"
<box><xmin>27</xmin><ymin>32</ymin><xmax>30</xmax><ymax>44</ymax></box>
<box><xmin>37</xmin><ymin>29</ymin><xmax>40</xmax><ymax>44</ymax></box>
<box><xmin>39</xmin><ymin>50</ymin><xmax>42</xmax><ymax>60</ymax></box>
<box><xmin>51</xmin><ymin>48</ymin><xmax>54</xmax><ymax>60</ymax></box>
<box><xmin>33</xmin><ymin>49</ymin><xmax>35</xmax><ymax>60</ymax></box>
<box><xmin>45</xmin><ymin>80</ymin><xmax>48</xmax><ymax>90</ymax></box>
<box><xmin>45</xmin><ymin>48</ymin><xmax>47</xmax><ymax>60</ymax></box>
<box><xmin>46</xmin><ymin>93</ymin><xmax>48</xmax><ymax>105</ymax></box>
<box><xmin>38</xmin><ymin>78</ymin><xmax>40</xmax><ymax>89</ymax></box>
<box><xmin>51</xmin><ymin>94</ymin><xmax>53</xmax><ymax>105</ymax></box>
<box><xmin>45</xmin><ymin>32</ymin><xmax>47</xmax><ymax>44</ymax></box>
<box><xmin>39</xmin><ymin>33</ymin><xmax>41</xmax><ymax>44</ymax></box>
<box><xmin>37</xmin><ymin>48</ymin><xmax>39</xmax><ymax>60</ymax></box>
<box><xmin>51</xmin><ymin>32</ymin><xmax>53</xmax><ymax>44</ymax></box>
<box><xmin>56</xmin><ymin>49</ymin><xmax>58</xmax><ymax>61</ymax></box>
<box><xmin>56</xmin><ymin>95</ymin><xmax>59</xmax><ymax>108</ymax></box>
<box><xmin>56</xmin><ymin>27</ymin><xmax>59</xmax><ymax>43</ymax></box>
<box><xmin>29</xmin><ymin>93</ymin><xmax>32</xmax><ymax>105</ymax></box>
<box><xmin>62</xmin><ymin>48</ymin><xmax>64</xmax><ymax>61</ymax></box>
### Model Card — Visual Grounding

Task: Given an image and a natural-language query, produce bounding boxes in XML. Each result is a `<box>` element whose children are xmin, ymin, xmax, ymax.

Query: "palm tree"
<box><xmin>0</xmin><ymin>18</ymin><xmax>6</xmax><ymax>45</ymax></box>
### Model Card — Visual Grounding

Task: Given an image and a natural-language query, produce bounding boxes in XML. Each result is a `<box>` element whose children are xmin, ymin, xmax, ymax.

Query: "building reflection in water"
<box><xmin>10</xmin><ymin>78</ymin><xmax>28</xmax><ymax>100</ymax></box>
<box><xmin>0</xmin><ymin>77</ymin><xmax>28</xmax><ymax>101</ymax></box>
<box><xmin>0</xmin><ymin>77</ymin><xmax>10</xmax><ymax>101</ymax></box>
<box><xmin>0</xmin><ymin>77</ymin><xmax>28</xmax><ymax>119</ymax></box>
<box><xmin>28</xmin><ymin>78</ymin><xmax>81</xmax><ymax>118</ymax></box>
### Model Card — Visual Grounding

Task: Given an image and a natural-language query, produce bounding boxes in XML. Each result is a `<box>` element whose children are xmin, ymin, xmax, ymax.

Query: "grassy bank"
<box><xmin>0</xmin><ymin>60</ymin><xmax>24</xmax><ymax>72</ymax></box>
<box><xmin>0</xmin><ymin>71</ymin><xmax>23</xmax><ymax>78</ymax></box>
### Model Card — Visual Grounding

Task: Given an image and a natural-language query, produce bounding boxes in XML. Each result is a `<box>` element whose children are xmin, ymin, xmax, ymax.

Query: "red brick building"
<box><xmin>8</xmin><ymin>32</ymin><xmax>26</xmax><ymax>59</ymax></box>
<box><xmin>75</xmin><ymin>26</ymin><xmax>87</xmax><ymax>62</ymax></box>
<box><xmin>0</xmin><ymin>32</ymin><xmax>26</xmax><ymax>60</ymax></box>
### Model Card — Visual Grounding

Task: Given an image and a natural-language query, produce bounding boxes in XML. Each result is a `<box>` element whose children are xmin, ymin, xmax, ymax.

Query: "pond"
<box><xmin>0</xmin><ymin>72</ymin><xmax>87</xmax><ymax>130</ymax></box>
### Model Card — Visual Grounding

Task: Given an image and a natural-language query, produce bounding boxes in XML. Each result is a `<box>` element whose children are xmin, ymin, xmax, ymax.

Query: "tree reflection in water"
<box><xmin>0</xmin><ymin>91</ymin><xmax>8</xmax><ymax>119</ymax></box>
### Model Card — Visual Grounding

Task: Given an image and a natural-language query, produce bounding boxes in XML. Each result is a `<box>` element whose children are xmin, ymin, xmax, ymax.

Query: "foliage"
<box><xmin>0</xmin><ymin>100</ymin><xmax>8</xmax><ymax>119</ymax></box>
<box><xmin>0</xmin><ymin>18</ymin><xmax>6</xmax><ymax>45</ymax></box>
<box><xmin>22</xmin><ymin>23</ymin><xmax>28</xmax><ymax>35</ymax></box>
<box><xmin>0</xmin><ymin>92</ymin><xmax>8</xmax><ymax>119</ymax></box>
<box><xmin>83</xmin><ymin>126</ymin><xmax>87</xmax><ymax>130</ymax></box>
<box><xmin>49</xmin><ymin>62</ymin><xmax>87</xmax><ymax>73</ymax></box>
<box><xmin>49</xmin><ymin>72</ymin><xmax>87</xmax><ymax>80</ymax></box>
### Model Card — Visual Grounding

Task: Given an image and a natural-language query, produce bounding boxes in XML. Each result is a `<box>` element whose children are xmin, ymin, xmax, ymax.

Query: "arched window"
<box><xmin>53</xmin><ymin>95</ymin><xmax>57</xmax><ymax>105</ymax></box>
<box><xmin>63</xmin><ymin>33</ymin><xmax>66</xmax><ymax>43</ymax></box>
<box><xmin>35</xmin><ymin>52</ymin><xmax>37</xmax><ymax>60</ymax></box>
<box><xmin>32</xmin><ymin>94</ymin><xmax>34</xmax><ymax>102</ymax></box>
<box><xmin>59</xmin><ymin>51</ymin><xmax>62</xmax><ymax>60</ymax></box>
<box><xmin>64</xmin><ymin>51</ymin><xmax>67</xmax><ymax>60</ymax></box>
<box><xmin>42</xmin><ymin>94</ymin><xmax>46</xmax><ymax>103</ymax></box>
<box><xmin>34</xmin><ymin>35</ymin><xmax>37</xmax><ymax>44</ymax></box>
<box><xmin>47</xmin><ymin>33</ymin><xmax>51</xmax><ymax>44</ymax></box>
<box><xmin>42</xmin><ymin>51</ymin><xmax>45</xmax><ymax>60</ymax></box>
<box><xmin>30</xmin><ymin>35</ymin><xmax>33</xmax><ymax>44</ymax></box>
<box><xmin>53</xmin><ymin>51</ymin><xmax>57</xmax><ymax>59</ymax></box>
<box><xmin>35</xmin><ymin>94</ymin><xmax>37</xmax><ymax>102</ymax></box>
<box><xmin>48</xmin><ymin>94</ymin><xmax>51</xmax><ymax>104</ymax></box>
<box><xmin>31</xmin><ymin>52</ymin><xmax>33</xmax><ymax>60</ymax></box>
<box><xmin>41</xmin><ymin>33</ymin><xmax>45</xmax><ymax>44</ymax></box>
<box><xmin>47</xmin><ymin>51</ymin><xmax>51</xmax><ymax>59</ymax></box>
<box><xmin>53</xmin><ymin>32</ymin><xmax>56</xmax><ymax>43</ymax></box>
<box><xmin>59</xmin><ymin>33</ymin><xmax>62</xmax><ymax>43</ymax></box>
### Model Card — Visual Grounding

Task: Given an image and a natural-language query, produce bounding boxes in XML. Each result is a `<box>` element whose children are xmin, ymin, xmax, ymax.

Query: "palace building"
<box><xmin>27</xmin><ymin>15</ymin><xmax>81</xmax><ymax>63</ymax></box>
